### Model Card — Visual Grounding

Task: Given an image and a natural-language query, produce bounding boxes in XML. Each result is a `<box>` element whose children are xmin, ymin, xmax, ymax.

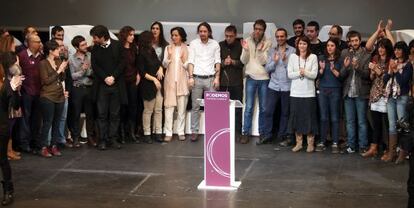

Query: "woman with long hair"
<box><xmin>383</xmin><ymin>41</ymin><xmax>413</xmax><ymax>163</ymax></box>
<box><xmin>151</xmin><ymin>21</ymin><xmax>169</xmax><ymax>61</ymax></box>
<box><xmin>363</xmin><ymin>38</ymin><xmax>393</xmax><ymax>158</ymax></box>
<box><xmin>162</xmin><ymin>27</ymin><xmax>189</xmax><ymax>142</ymax></box>
<box><xmin>315</xmin><ymin>38</ymin><xmax>342</xmax><ymax>153</ymax></box>
<box><xmin>0</xmin><ymin>52</ymin><xmax>24</xmax><ymax>205</ymax></box>
<box><xmin>287</xmin><ymin>36</ymin><xmax>319</xmax><ymax>153</ymax></box>
<box><xmin>137</xmin><ymin>31</ymin><xmax>164</xmax><ymax>143</ymax></box>
<box><xmin>0</xmin><ymin>35</ymin><xmax>22</xmax><ymax>160</ymax></box>
<box><xmin>118</xmin><ymin>26</ymin><xmax>140</xmax><ymax>143</ymax></box>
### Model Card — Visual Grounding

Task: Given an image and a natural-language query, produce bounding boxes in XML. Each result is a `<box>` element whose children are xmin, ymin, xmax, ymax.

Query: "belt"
<box><xmin>193</xmin><ymin>74</ymin><xmax>215</xmax><ymax>79</ymax></box>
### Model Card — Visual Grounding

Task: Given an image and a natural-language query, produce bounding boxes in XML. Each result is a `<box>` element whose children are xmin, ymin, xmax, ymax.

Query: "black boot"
<box><xmin>118</xmin><ymin>124</ymin><xmax>126</xmax><ymax>144</ymax></box>
<box><xmin>1</xmin><ymin>181</ymin><xmax>13</xmax><ymax>206</ymax></box>
<box><xmin>129</xmin><ymin>123</ymin><xmax>140</xmax><ymax>144</ymax></box>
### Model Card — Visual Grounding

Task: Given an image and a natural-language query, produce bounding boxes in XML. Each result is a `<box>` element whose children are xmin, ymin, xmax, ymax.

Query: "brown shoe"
<box><xmin>382</xmin><ymin>134</ymin><xmax>398</xmax><ymax>162</ymax></box>
<box><xmin>7</xmin><ymin>139</ymin><xmax>21</xmax><ymax>160</ymax></box>
<box><xmin>292</xmin><ymin>134</ymin><xmax>303</xmax><ymax>152</ymax></box>
<box><xmin>240</xmin><ymin>135</ymin><xmax>249</xmax><ymax>144</ymax></box>
<box><xmin>88</xmin><ymin>137</ymin><xmax>97</xmax><ymax>147</ymax></box>
<box><xmin>362</xmin><ymin>143</ymin><xmax>378</xmax><ymax>158</ymax></box>
<box><xmin>306</xmin><ymin>135</ymin><xmax>315</xmax><ymax>153</ymax></box>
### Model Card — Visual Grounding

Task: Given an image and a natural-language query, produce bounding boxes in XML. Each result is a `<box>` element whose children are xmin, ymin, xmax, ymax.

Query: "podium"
<box><xmin>197</xmin><ymin>92</ymin><xmax>243</xmax><ymax>190</ymax></box>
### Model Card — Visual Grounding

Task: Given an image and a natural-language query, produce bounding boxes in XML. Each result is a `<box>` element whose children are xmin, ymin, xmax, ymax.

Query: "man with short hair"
<box><xmin>90</xmin><ymin>25</ymin><xmax>127</xmax><ymax>150</ymax></box>
<box><xmin>240</xmin><ymin>19</ymin><xmax>272</xmax><ymax>144</ymax></box>
<box><xmin>287</xmin><ymin>19</ymin><xmax>305</xmax><ymax>47</ymax></box>
<box><xmin>219</xmin><ymin>25</ymin><xmax>243</xmax><ymax>137</ymax></box>
<box><xmin>16</xmin><ymin>26</ymin><xmax>38</xmax><ymax>53</ymax></box>
<box><xmin>51</xmin><ymin>26</ymin><xmax>64</xmax><ymax>40</ymax></box>
<box><xmin>306</xmin><ymin>21</ymin><xmax>324</xmax><ymax>56</ymax></box>
<box><xmin>17</xmin><ymin>34</ymin><xmax>43</xmax><ymax>153</ymax></box>
<box><xmin>259</xmin><ymin>28</ymin><xmax>295</xmax><ymax>146</ymax></box>
<box><xmin>188</xmin><ymin>22</ymin><xmax>221</xmax><ymax>142</ymax></box>
<box><xmin>339</xmin><ymin>30</ymin><xmax>371</xmax><ymax>154</ymax></box>
<box><xmin>68</xmin><ymin>35</ymin><xmax>96</xmax><ymax>147</ymax></box>
<box><xmin>325</xmin><ymin>25</ymin><xmax>348</xmax><ymax>51</ymax></box>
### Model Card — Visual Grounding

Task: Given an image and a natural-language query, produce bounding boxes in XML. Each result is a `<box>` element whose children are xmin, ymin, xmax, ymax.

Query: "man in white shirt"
<box><xmin>188</xmin><ymin>22</ymin><xmax>221</xmax><ymax>141</ymax></box>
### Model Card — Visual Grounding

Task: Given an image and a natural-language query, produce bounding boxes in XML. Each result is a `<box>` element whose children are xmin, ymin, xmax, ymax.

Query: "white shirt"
<box><xmin>287</xmin><ymin>53</ymin><xmax>318</xmax><ymax>98</ymax></box>
<box><xmin>188</xmin><ymin>38</ymin><xmax>220</xmax><ymax>76</ymax></box>
<box><xmin>27</xmin><ymin>49</ymin><xmax>41</xmax><ymax>58</ymax></box>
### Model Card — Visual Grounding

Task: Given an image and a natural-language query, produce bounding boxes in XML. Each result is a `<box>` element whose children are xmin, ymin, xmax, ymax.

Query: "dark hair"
<box><xmin>324</xmin><ymin>38</ymin><xmax>341</xmax><ymax>61</ymax></box>
<box><xmin>275</xmin><ymin>28</ymin><xmax>288</xmax><ymax>37</ymax></box>
<box><xmin>138</xmin><ymin>31</ymin><xmax>155</xmax><ymax>54</ymax></box>
<box><xmin>90</xmin><ymin>25</ymin><xmax>110</xmax><ymax>39</ymax></box>
<box><xmin>197</xmin><ymin>22</ymin><xmax>213</xmax><ymax>39</ymax></box>
<box><xmin>292</xmin><ymin>19</ymin><xmax>305</xmax><ymax>28</ymax></box>
<box><xmin>0</xmin><ymin>28</ymin><xmax>8</xmax><ymax>36</ymax></box>
<box><xmin>307</xmin><ymin>21</ymin><xmax>320</xmax><ymax>31</ymax></box>
<box><xmin>0</xmin><ymin>51</ymin><xmax>17</xmax><ymax>73</ymax></box>
<box><xmin>118</xmin><ymin>26</ymin><xmax>135</xmax><ymax>45</ymax></box>
<box><xmin>331</xmin><ymin>25</ymin><xmax>343</xmax><ymax>36</ymax></box>
<box><xmin>0</xmin><ymin>35</ymin><xmax>15</xmax><ymax>53</ymax></box>
<box><xmin>409</xmin><ymin>39</ymin><xmax>414</xmax><ymax>51</ymax></box>
<box><xmin>71</xmin><ymin>35</ymin><xmax>86</xmax><ymax>48</ymax></box>
<box><xmin>347</xmin><ymin>30</ymin><xmax>361</xmax><ymax>41</ymax></box>
<box><xmin>170</xmin><ymin>27</ymin><xmax>187</xmax><ymax>42</ymax></box>
<box><xmin>225</xmin><ymin>25</ymin><xmax>237</xmax><ymax>34</ymax></box>
<box><xmin>51</xmin><ymin>26</ymin><xmax>64</xmax><ymax>36</ymax></box>
<box><xmin>253</xmin><ymin>19</ymin><xmax>267</xmax><ymax>31</ymax></box>
<box><xmin>151</xmin><ymin>21</ymin><xmax>168</xmax><ymax>48</ymax></box>
<box><xmin>376</xmin><ymin>38</ymin><xmax>394</xmax><ymax>63</ymax></box>
<box><xmin>44</xmin><ymin>39</ymin><xmax>59</xmax><ymax>56</ymax></box>
<box><xmin>394</xmin><ymin>41</ymin><xmax>410</xmax><ymax>62</ymax></box>
<box><xmin>295</xmin><ymin>36</ymin><xmax>311</xmax><ymax>58</ymax></box>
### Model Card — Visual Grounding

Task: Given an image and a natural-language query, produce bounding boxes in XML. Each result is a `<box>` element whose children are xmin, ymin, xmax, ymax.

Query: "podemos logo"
<box><xmin>206</xmin><ymin>93</ymin><xmax>228</xmax><ymax>98</ymax></box>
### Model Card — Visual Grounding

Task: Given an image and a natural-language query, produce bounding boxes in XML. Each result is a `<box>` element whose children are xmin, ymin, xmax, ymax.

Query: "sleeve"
<box><xmin>395</xmin><ymin>63</ymin><xmax>413</xmax><ymax>87</ymax></box>
<box><xmin>187</xmin><ymin>41</ymin><xmax>196</xmax><ymax>66</ymax></box>
<box><xmin>287</xmin><ymin>55</ymin><xmax>301</xmax><ymax>80</ymax></box>
<box><xmin>112</xmin><ymin>43</ymin><xmax>126</xmax><ymax>80</ymax></box>
<box><xmin>304</xmin><ymin>55</ymin><xmax>318</xmax><ymax>79</ymax></box>
<box><xmin>265</xmin><ymin>49</ymin><xmax>276</xmax><ymax>73</ymax></box>
<box><xmin>69</xmin><ymin>59</ymin><xmax>85</xmax><ymax>81</ymax></box>
<box><xmin>256</xmin><ymin>41</ymin><xmax>271</xmax><ymax>65</ymax></box>
<box><xmin>354</xmin><ymin>54</ymin><xmax>371</xmax><ymax>80</ymax></box>
<box><xmin>162</xmin><ymin>46</ymin><xmax>171</xmax><ymax>68</ymax></box>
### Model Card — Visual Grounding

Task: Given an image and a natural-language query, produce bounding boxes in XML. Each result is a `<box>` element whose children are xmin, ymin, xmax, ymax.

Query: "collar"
<box><xmin>27</xmin><ymin>49</ymin><xmax>40</xmax><ymax>58</ymax></box>
<box><xmin>74</xmin><ymin>52</ymin><xmax>88</xmax><ymax>60</ymax></box>
<box><xmin>101</xmin><ymin>39</ymin><xmax>111</xmax><ymax>48</ymax></box>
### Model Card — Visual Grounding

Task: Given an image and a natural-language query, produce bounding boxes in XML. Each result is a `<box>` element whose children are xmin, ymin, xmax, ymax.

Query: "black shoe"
<box><xmin>240</xmin><ymin>135</ymin><xmax>249</xmax><ymax>144</ymax></box>
<box><xmin>20</xmin><ymin>146</ymin><xmax>32</xmax><ymax>153</ymax></box>
<box><xmin>279</xmin><ymin>136</ymin><xmax>293</xmax><ymax>147</ymax></box>
<box><xmin>98</xmin><ymin>143</ymin><xmax>107</xmax><ymax>150</ymax></box>
<box><xmin>1</xmin><ymin>181</ymin><xmax>13</xmax><ymax>206</ymax></box>
<box><xmin>143</xmin><ymin>135</ymin><xmax>153</xmax><ymax>144</ymax></box>
<box><xmin>112</xmin><ymin>140</ymin><xmax>122</xmax><ymax>149</ymax></box>
<box><xmin>154</xmin><ymin>134</ymin><xmax>163</xmax><ymax>143</ymax></box>
<box><xmin>256</xmin><ymin>136</ymin><xmax>273</xmax><ymax>145</ymax></box>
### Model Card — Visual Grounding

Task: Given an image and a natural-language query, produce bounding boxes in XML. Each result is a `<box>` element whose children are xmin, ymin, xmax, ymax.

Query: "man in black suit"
<box><xmin>90</xmin><ymin>25</ymin><xmax>127</xmax><ymax>150</ymax></box>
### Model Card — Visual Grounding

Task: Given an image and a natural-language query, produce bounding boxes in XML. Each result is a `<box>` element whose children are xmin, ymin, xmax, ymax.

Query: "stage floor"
<box><xmin>11</xmin><ymin>136</ymin><xmax>408</xmax><ymax>208</ymax></box>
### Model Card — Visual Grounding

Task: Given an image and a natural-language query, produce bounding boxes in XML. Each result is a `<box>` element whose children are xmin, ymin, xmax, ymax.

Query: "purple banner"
<box><xmin>204</xmin><ymin>91</ymin><xmax>230</xmax><ymax>187</ymax></box>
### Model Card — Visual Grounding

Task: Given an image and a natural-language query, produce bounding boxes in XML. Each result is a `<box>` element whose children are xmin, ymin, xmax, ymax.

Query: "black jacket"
<box><xmin>0</xmin><ymin>81</ymin><xmax>20</xmax><ymax>137</ymax></box>
<box><xmin>219</xmin><ymin>40</ymin><xmax>244</xmax><ymax>87</ymax></box>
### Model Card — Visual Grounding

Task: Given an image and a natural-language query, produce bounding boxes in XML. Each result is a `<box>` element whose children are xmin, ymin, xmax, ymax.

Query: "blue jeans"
<box><xmin>39</xmin><ymin>98</ymin><xmax>64</xmax><ymax>147</ymax></box>
<box><xmin>263</xmin><ymin>89</ymin><xmax>289</xmax><ymax>139</ymax></box>
<box><xmin>344</xmin><ymin>97</ymin><xmax>368</xmax><ymax>149</ymax></box>
<box><xmin>242</xmin><ymin>77</ymin><xmax>269</xmax><ymax>135</ymax></box>
<box><xmin>318</xmin><ymin>88</ymin><xmax>341</xmax><ymax>144</ymax></box>
<box><xmin>387</xmin><ymin>95</ymin><xmax>409</xmax><ymax>134</ymax></box>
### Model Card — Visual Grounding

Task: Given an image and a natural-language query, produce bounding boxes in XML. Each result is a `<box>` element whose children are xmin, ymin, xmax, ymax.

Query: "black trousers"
<box><xmin>370</xmin><ymin>110</ymin><xmax>388</xmax><ymax>145</ymax></box>
<box><xmin>409</xmin><ymin>150</ymin><xmax>414</xmax><ymax>208</ymax></box>
<box><xmin>97</xmin><ymin>85</ymin><xmax>121</xmax><ymax>143</ymax></box>
<box><xmin>121</xmin><ymin>82</ymin><xmax>138</xmax><ymax>131</ymax></box>
<box><xmin>220</xmin><ymin>85</ymin><xmax>243</xmax><ymax>135</ymax></box>
<box><xmin>69</xmin><ymin>86</ymin><xmax>95</xmax><ymax>140</ymax></box>
<box><xmin>0</xmin><ymin>135</ymin><xmax>11</xmax><ymax>182</ymax></box>
<box><xmin>18</xmin><ymin>93</ymin><xmax>41</xmax><ymax>149</ymax></box>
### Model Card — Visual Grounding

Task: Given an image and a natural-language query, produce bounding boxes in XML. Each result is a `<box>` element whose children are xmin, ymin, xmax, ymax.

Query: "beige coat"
<box><xmin>163</xmin><ymin>44</ymin><xmax>189</xmax><ymax>107</ymax></box>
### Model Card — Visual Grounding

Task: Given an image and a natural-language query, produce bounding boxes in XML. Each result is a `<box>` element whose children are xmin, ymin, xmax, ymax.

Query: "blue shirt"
<box><xmin>265</xmin><ymin>45</ymin><xmax>295</xmax><ymax>91</ymax></box>
<box><xmin>318</xmin><ymin>56</ymin><xmax>342</xmax><ymax>88</ymax></box>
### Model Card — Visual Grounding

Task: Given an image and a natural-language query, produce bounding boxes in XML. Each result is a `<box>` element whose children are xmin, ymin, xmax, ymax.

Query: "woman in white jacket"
<box><xmin>287</xmin><ymin>36</ymin><xmax>318</xmax><ymax>153</ymax></box>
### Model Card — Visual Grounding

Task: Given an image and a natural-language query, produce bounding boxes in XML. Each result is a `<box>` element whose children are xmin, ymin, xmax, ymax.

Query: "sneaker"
<box><xmin>331</xmin><ymin>143</ymin><xmax>339</xmax><ymax>154</ymax></box>
<box><xmin>346</xmin><ymin>146</ymin><xmax>355</xmax><ymax>154</ymax></box>
<box><xmin>315</xmin><ymin>142</ymin><xmax>326</xmax><ymax>152</ymax></box>
<box><xmin>49</xmin><ymin>145</ymin><xmax>62</xmax><ymax>156</ymax></box>
<box><xmin>40</xmin><ymin>147</ymin><xmax>52</xmax><ymax>158</ymax></box>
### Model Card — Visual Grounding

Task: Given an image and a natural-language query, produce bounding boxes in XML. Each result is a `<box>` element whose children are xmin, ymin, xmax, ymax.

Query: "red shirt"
<box><xmin>18</xmin><ymin>49</ymin><xmax>43</xmax><ymax>96</ymax></box>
